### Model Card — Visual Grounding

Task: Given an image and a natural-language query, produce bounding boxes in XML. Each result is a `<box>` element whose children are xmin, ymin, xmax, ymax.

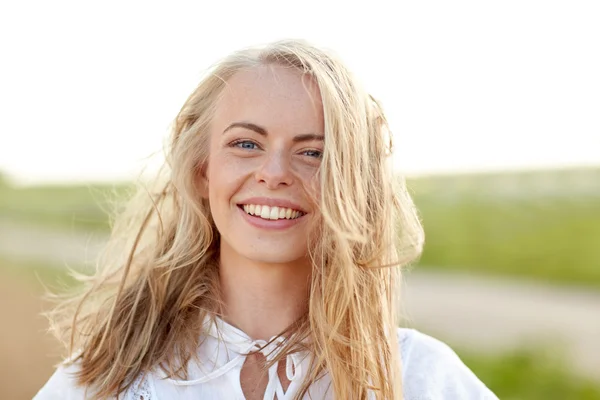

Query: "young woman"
<box><xmin>35</xmin><ymin>39</ymin><xmax>497</xmax><ymax>399</ymax></box>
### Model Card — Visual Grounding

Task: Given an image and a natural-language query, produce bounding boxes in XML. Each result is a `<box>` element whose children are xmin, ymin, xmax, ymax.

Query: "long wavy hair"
<box><xmin>47</xmin><ymin>39</ymin><xmax>424</xmax><ymax>399</ymax></box>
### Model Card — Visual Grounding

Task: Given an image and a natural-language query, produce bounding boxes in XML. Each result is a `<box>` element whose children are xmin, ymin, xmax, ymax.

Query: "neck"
<box><xmin>218</xmin><ymin>242</ymin><xmax>311</xmax><ymax>341</ymax></box>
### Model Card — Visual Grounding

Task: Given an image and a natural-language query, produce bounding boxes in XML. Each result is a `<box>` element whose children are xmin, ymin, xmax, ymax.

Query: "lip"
<box><xmin>237</xmin><ymin>205</ymin><xmax>306</xmax><ymax>230</ymax></box>
<box><xmin>237</xmin><ymin>197</ymin><xmax>307</xmax><ymax>213</ymax></box>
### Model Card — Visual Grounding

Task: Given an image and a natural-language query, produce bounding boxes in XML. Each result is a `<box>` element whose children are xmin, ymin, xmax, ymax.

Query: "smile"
<box><xmin>240</xmin><ymin>204</ymin><xmax>305</xmax><ymax>220</ymax></box>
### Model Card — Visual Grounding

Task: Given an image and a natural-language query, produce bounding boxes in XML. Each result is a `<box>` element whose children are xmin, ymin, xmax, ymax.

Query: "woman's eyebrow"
<box><xmin>223</xmin><ymin>121</ymin><xmax>324</xmax><ymax>142</ymax></box>
<box><xmin>223</xmin><ymin>122</ymin><xmax>267</xmax><ymax>136</ymax></box>
<box><xmin>292</xmin><ymin>133</ymin><xmax>324</xmax><ymax>143</ymax></box>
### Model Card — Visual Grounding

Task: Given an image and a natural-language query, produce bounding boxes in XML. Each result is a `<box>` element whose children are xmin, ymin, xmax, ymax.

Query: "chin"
<box><xmin>234</xmin><ymin>241</ymin><xmax>308</xmax><ymax>264</ymax></box>
<box><xmin>246</xmin><ymin>251</ymin><xmax>308</xmax><ymax>265</ymax></box>
<box><xmin>220</xmin><ymin>234</ymin><xmax>312</xmax><ymax>266</ymax></box>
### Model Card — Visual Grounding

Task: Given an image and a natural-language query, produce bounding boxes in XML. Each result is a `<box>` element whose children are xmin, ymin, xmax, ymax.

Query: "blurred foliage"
<box><xmin>408</xmin><ymin>167</ymin><xmax>600</xmax><ymax>288</ymax></box>
<box><xmin>414</xmin><ymin>196</ymin><xmax>600</xmax><ymax>287</ymax></box>
<box><xmin>0</xmin><ymin>181</ymin><xmax>131</xmax><ymax>232</ymax></box>
<box><xmin>0</xmin><ymin>257</ymin><xmax>82</xmax><ymax>291</ymax></box>
<box><xmin>0</xmin><ymin>171</ymin><xmax>9</xmax><ymax>187</ymax></box>
<box><xmin>460</xmin><ymin>347</ymin><xmax>600</xmax><ymax>400</ymax></box>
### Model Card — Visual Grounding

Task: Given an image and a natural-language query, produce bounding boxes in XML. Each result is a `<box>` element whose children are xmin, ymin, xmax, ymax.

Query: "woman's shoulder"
<box><xmin>397</xmin><ymin>328</ymin><xmax>498</xmax><ymax>400</ymax></box>
<box><xmin>33</xmin><ymin>362</ymin><xmax>90</xmax><ymax>400</ymax></box>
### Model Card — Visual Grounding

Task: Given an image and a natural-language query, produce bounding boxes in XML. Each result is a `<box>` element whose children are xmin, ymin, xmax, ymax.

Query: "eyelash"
<box><xmin>230</xmin><ymin>139</ymin><xmax>260</xmax><ymax>151</ymax></box>
<box><xmin>302</xmin><ymin>149</ymin><xmax>323</xmax><ymax>159</ymax></box>
<box><xmin>229</xmin><ymin>140</ymin><xmax>322</xmax><ymax>159</ymax></box>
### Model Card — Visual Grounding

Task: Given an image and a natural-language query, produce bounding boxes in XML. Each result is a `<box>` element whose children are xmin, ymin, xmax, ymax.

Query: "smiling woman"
<box><xmin>34</xmin><ymin>40</ymin><xmax>497</xmax><ymax>399</ymax></box>
<box><xmin>206</xmin><ymin>65</ymin><xmax>325</xmax><ymax>271</ymax></box>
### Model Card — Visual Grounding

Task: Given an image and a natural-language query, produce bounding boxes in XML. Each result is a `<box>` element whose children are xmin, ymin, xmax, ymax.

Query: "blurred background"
<box><xmin>1</xmin><ymin>1</ymin><xmax>599</xmax><ymax>399</ymax></box>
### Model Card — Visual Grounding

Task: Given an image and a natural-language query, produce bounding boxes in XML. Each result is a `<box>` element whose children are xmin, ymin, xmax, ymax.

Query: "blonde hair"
<box><xmin>47</xmin><ymin>39</ymin><xmax>424</xmax><ymax>399</ymax></box>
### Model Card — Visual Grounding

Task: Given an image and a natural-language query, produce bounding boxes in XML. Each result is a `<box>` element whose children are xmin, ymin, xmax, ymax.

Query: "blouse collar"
<box><xmin>164</xmin><ymin>315</ymin><xmax>308</xmax><ymax>398</ymax></box>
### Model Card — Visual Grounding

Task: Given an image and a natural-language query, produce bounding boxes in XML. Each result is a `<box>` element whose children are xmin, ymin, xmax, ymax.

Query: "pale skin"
<box><xmin>200</xmin><ymin>64</ymin><xmax>325</xmax><ymax>399</ymax></box>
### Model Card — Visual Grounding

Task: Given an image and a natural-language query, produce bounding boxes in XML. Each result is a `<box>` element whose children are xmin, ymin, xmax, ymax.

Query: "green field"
<box><xmin>0</xmin><ymin>256</ymin><xmax>81</xmax><ymax>290</ymax></box>
<box><xmin>0</xmin><ymin>179</ymin><xmax>130</xmax><ymax>231</ymax></box>
<box><xmin>408</xmin><ymin>167</ymin><xmax>600</xmax><ymax>287</ymax></box>
<box><xmin>1</xmin><ymin>167</ymin><xmax>599</xmax><ymax>287</ymax></box>
<box><xmin>414</xmin><ymin>196</ymin><xmax>600</xmax><ymax>287</ymax></box>
<box><xmin>459</xmin><ymin>346</ymin><xmax>600</xmax><ymax>400</ymax></box>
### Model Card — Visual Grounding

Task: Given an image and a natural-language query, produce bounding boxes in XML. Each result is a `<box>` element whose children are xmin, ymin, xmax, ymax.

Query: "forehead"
<box><xmin>213</xmin><ymin>64</ymin><xmax>324</xmax><ymax>133</ymax></box>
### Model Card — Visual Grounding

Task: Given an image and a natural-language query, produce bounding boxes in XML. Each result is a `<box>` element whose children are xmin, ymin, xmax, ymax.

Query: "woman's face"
<box><xmin>204</xmin><ymin>64</ymin><xmax>324</xmax><ymax>265</ymax></box>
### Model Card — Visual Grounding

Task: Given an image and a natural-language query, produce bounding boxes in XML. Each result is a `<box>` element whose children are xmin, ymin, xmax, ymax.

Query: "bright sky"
<box><xmin>1</xmin><ymin>0</ymin><xmax>599</xmax><ymax>185</ymax></box>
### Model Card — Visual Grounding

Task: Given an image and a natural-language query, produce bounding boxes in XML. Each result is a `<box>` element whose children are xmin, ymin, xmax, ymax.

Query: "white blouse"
<box><xmin>34</xmin><ymin>317</ymin><xmax>498</xmax><ymax>399</ymax></box>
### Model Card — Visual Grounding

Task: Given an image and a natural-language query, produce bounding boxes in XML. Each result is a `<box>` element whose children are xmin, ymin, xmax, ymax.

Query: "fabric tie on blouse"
<box><xmin>165</xmin><ymin>316</ymin><xmax>305</xmax><ymax>399</ymax></box>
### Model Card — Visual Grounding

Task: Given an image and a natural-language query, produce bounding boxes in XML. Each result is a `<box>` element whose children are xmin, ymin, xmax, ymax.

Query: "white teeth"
<box><xmin>241</xmin><ymin>204</ymin><xmax>304</xmax><ymax>220</ymax></box>
<box><xmin>260</xmin><ymin>206</ymin><xmax>270</xmax><ymax>219</ymax></box>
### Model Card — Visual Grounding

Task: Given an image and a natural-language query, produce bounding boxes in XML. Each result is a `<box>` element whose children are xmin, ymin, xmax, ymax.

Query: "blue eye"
<box><xmin>233</xmin><ymin>140</ymin><xmax>259</xmax><ymax>150</ymax></box>
<box><xmin>303</xmin><ymin>149</ymin><xmax>323</xmax><ymax>158</ymax></box>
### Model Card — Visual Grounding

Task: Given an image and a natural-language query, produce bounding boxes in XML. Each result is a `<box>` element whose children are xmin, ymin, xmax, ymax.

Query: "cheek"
<box><xmin>206</xmin><ymin>154</ymin><xmax>249</xmax><ymax>201</ymax></box>
<box><xmin>298</xmin><ymin>167</ymin><xmax>321</xmax><ymax>202</ymax></box>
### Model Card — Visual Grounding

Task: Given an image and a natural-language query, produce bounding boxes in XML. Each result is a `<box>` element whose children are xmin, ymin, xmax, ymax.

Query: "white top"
<box><xmin>34</xmin><ymin>317</ymin><xmax>498</xmax><ymax>399</ymax></box>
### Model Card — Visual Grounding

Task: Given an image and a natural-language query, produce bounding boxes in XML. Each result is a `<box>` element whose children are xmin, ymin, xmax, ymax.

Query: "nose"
<box><xmin>254</xmin><ymin>150</ymin><xmax>294</xmax><ymax>189</ymax></box>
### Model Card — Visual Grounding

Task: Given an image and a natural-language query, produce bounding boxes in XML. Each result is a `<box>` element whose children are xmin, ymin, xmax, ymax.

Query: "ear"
<box><xmin>197</xmin><ymin>163</ymin><xmax>210</xmax><ymax>199</ymax></box>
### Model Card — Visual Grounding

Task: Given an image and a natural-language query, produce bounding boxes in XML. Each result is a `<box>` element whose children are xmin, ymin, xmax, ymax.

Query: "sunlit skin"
<box><xmin>200</xmin><ymin>65</ymin><xmax>324</xmax><ymax>345</ymax></box>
